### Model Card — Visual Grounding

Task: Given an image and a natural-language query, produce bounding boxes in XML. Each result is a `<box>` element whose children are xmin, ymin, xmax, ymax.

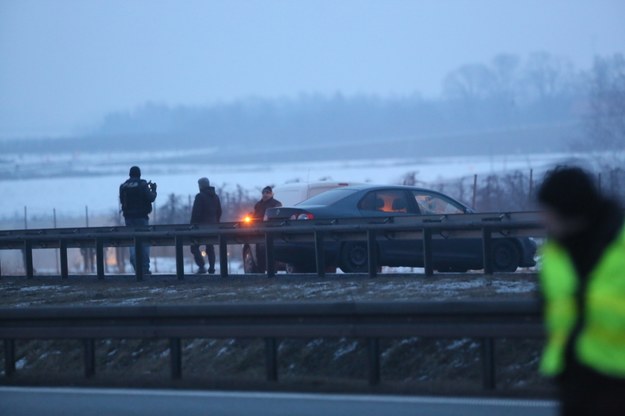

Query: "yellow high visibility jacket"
<box><xmin>540</xmin><ymin>225</ymin><xmax>625</xmax><ymax>377</ymax></box>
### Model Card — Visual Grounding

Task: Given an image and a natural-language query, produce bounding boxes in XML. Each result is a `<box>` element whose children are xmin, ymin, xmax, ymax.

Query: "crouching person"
<box><xmin>190</xmin><ymin>178</ymin><xmax>222</xmax><ymax>274</ymax></box>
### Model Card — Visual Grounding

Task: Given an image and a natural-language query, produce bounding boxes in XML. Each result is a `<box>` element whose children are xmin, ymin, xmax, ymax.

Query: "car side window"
<box><xmin>359</xmin><ymin>190</ymin><xmax>414</xmax><ymax>214</ymax></box>
<box><xmin>413</xmin><ymin>192</ymin><xmax>465</xmax><ymax>215</ymax></box>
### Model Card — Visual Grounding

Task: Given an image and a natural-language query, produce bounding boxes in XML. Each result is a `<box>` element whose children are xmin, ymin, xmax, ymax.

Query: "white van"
<box><xmin>242</xmin><ymin>182</ymin><xmax>356</xmax><ymax>273</ymax></box>
<box><xmin>274</xmin><ymin>182</ymin><xmax>355</xmax><ymax>206</ymax></box>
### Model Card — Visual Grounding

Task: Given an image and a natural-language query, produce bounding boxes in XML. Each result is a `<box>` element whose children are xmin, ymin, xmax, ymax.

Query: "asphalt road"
<box><xmin>0</xmin><ymin>387</ymin><xmax>557</xmax><ymax>416</ymax></box>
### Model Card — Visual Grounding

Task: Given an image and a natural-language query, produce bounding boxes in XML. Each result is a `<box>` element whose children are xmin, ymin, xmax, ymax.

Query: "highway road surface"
<box><xmin>0</xmin><ymin>387</ymin><xmax>557</xmax><ymax>416</ymax></box>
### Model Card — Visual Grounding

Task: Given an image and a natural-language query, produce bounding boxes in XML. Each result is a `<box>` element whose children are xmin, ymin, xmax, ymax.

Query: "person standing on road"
<box><xmin>119</xmin><ymin>166</ymin><xmax>157</xmax><ymax>275</ymax></box>
<box><xmin>190</xmin><ymin>177</ymin><xmax>222</xmax><ymax>274</ymax></box>
<box><xmin>253</xmin><ymin>186</ymin><xmax>282</xmax><ymax>272</ymax></box>
<box><xmin>253</xmin><ymin>186</ymin><xmax>282</xmax><ymax>220</ymax></box>
<box><xmin>537</xmin><ymin>166</ymin><xmax>625</xmax><ymax>416</ymax></box>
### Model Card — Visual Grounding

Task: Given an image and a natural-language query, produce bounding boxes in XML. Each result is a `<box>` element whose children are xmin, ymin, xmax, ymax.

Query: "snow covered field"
<box><xmin>1</xmin><ymin>150</ymin><xmax>578</xmax><ymax>218</ymax></box>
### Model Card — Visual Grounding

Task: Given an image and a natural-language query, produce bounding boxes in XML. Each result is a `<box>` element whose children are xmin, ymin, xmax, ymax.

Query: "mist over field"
<box><xmin>0</xmin><ymin>52</ymin><xmax>606</xmax><ymax>160</ymax></box>
<box><xmin>1</xmin><ymin>0</ymin><xmax>624</xmax><ymax>220</ymax></box>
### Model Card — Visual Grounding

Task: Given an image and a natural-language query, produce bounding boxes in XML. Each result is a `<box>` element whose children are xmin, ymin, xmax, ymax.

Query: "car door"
<box><xmin>358</xmin><ymin>189</ymin><xmax>422</xmax><ymax>266</ymax></box>
<box><xmin>412</xmin><ymin>191</ymin><xmax>480</xmax><ymax>268</ymax></box>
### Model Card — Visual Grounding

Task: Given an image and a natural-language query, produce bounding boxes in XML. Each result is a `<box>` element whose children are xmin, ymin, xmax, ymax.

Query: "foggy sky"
<box><xmin>1</xmin><ymin>0</ymin><xmax>624</xmax><ymax>139</ymax></box>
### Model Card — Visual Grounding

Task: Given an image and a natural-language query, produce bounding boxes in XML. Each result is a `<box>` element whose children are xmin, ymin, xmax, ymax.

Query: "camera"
<box><xmin>147</xmin><ymin>181</ymin><xmax>157</xmax><ymax>192</ymax></box>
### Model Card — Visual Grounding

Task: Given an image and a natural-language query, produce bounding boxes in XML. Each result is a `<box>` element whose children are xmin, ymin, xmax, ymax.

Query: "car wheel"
<box><xmin>340</xmin><ymin>242</ymin><xmax>370</xmax><ymax>273</ymax></box>
<box><xmin>491</xmin><ymin>240</ymin><xmax>521</xmax><ymax>272</ymax></box>
<box><xmin>243</xmin><ymin>247</ymin><xmax>259</xmax><ymax>273</ymax></box>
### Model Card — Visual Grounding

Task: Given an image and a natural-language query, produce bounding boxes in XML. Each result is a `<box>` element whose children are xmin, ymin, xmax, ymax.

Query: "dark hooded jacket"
<box><xmin>191</xmin><ymin>186</ymin><xmax>222</xmax><ymax>225</ymax></box>
<box><xmin>253</xmin><ymin>197</ymin><xmax>282</xmax><ymax>219</ymax></box>
<box><xmin>119</xmin><ymin>178</ymin><xmax>157</xmax><ymax>219</ymax></box>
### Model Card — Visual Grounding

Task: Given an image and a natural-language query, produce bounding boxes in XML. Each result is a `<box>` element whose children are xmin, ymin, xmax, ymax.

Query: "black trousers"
<box><xmin>190</xmin><ymin>244</ymin><xmax>215</xmax><ymax>271</ymax></box>
<box><xmin>255</xmin><ymin>244</ymin><xmax>266</xmax><ymax>272</ymax></box>
<box><xmin>559</xmin><ymin>362</ymin><xmax>625</xmax><ymax>416</ymax></box>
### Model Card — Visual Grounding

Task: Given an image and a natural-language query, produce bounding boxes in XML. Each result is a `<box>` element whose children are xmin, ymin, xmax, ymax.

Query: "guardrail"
<box><xmin>0</xmin><ymin>300</ymin><xmax>543</xmax><ymax>390</ymax></box>
<box><xmin>0</xmin><ymin>211</ymin><xmax>544</xmax><ymax>280</ymax></box>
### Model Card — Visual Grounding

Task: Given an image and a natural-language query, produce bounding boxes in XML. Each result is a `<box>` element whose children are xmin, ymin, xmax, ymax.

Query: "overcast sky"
<box><xmin>1</xmin><ymin>0</ymin><xmax>624</xmax><ymax>139</ymax></box>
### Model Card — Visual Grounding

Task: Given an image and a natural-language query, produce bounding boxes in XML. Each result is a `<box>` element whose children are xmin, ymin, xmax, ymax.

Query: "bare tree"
<box><xmin>443</xmin><ymin>64</ymin><xmax>496</xmax><ymax>102</ymax></box>
<box><xmin>491</xmin><ymin>54</ymin><xmax>521</xmax><ymax>104</ymax></box>
<box><xmin>585</xmin><ymin>54</ymin><xmax>625</xmax><ymax>152</ymax></box>
<box><xmin>521</xmin><ymin>52</ymin><xmax>579</xmax><ymax>105</ymax></box>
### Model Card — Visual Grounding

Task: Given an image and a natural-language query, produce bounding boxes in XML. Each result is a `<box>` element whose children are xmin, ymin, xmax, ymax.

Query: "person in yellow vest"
<box><xmin>537</xmin><ymin>166</ymin><xmax>625</xmax><ymax>416</ymax></box>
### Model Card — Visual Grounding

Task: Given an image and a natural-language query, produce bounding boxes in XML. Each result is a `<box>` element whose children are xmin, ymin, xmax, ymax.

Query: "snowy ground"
<box><xmin>0</xmin><ymin>272</ymin><xmax>538</xmax><ymax>308</ymax></box>
<box><xmin>0</xmin><ymin>150</ymin><xmax>581</xmax><ymax>218</ymax></box>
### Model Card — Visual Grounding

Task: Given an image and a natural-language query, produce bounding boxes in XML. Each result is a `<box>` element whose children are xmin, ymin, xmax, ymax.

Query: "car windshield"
<box><xmin>296</xmin><ymin>188</ymin><xmax>356</xmax><ymax>206</ymax></box>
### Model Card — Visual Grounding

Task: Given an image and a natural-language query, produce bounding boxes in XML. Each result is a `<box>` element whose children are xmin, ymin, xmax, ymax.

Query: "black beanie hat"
<box><xmin>262</xmin><ymin>186</ymin><xmax>273</xmax><ymax>193</ymax></box>
<box><xmin>129</xmin><ymin>166</ymin><xmax>141</xmax><ymax>178</ymax></box>
<box><xmin>537</xmin><ymin>166</ymin><xmax>602</xmax><ymax>219</ymax></box>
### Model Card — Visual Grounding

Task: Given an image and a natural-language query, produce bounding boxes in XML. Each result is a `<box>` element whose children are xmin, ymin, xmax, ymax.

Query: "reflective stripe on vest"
<box><xmin>539</xmin><ymin>225</ymin><xmax>625</xmax><ymax>378</ymax></box>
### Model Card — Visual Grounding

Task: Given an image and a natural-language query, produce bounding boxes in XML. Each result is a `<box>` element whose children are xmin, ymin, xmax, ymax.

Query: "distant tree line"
<box><xmin>93</xmin><ymin>52</ymin><xmax>585</xmax><ymax>149</ymax></box>
<box><xmin>4</xmin><ymin>52</ymin><xmax>623</xmax><ymax>156</ymax></box>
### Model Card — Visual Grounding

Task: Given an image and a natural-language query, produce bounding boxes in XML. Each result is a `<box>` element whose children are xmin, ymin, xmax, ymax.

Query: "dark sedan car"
<box><xmin>265</xmin><ymin>185</ymin><xmax>536</xmax><ymax>273</ymax></box>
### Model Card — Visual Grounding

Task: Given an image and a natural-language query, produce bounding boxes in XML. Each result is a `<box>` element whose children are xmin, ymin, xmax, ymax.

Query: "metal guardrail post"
<box><xmin>83</xmin><ymin>338</ymin><xmax>96</xmax><ymax>378</ymax></box>
<box><xmin>423</xmin><ymin>228</ymin><xmax>433</xmax><ymax>276</ymax></box>
<box><xmin>24</xmin><ymin>240</ymin><xmax>34</xmax><ymax>278</ymax></box>
<box><xmin>4</xmin><ymin>339</ymin><xmax>15</xmax><ymax>377</ymax></box>
<box><xmin>60</xmin><ymin>240</ymin><xmax>69</xmax><ymax>279</ymax></box>
<box><xmin>264</xmin><ymin>337</ymin><xmax>278</xmax><ymax>382</ymax></box>
<box><xmin>481</xmin><ymin>338</ymin><xmax>495</xmax><ymax>390</ymax></box>
<box><xmin>96</xmin><ymin>239</ymin><xmax>105</xmax><ymax>280</ymax></box>
<box><xmin>170</xmin><ymin>338</ymin><xmax>182</xmax><ymax>379</ymax></box>
<box><xmin>219</xmin><ymin>236</ymin><xmax>228</xmax><ymax>278</ymax></box>
<box><xmin>175</xmin><ymin>236</ymin><xmax>184</xmax><ymax>280</ymax></box>
<box><xmin>482</xmin><ymin>229</ymin><xmax>493</xmax><ymax>275</ymax></box>
<box><xmin>368</xmin><ymin>338</ymin><xmax>381</xmax><ymax>385</ymax></box>
<box><xmin>367</xmin><ymin>230</ymin><xmax>378</xmax><ymax>278</ymax></box>
<box><xmin>134</xmin><ymin>237</ymin><xmax>144</xmax><ymax>281</ymax></box>
<box><xmin>265</xmin><ymin>234</ymin><xmax>275</xmax><ymax>278</ymax></box>
<box><xmin>314</xmin><ymin>231</ymin><xmax>326</xmax><ymax>277</ymax></box>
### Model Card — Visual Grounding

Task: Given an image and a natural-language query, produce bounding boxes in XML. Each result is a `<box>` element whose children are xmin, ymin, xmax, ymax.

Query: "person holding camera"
<box><xmin>190</xmin><ymin>177</ymin><xmax>222</xmax><ymax>274</ymax></box>
<box><xmin>119</xmin><ymin>166</ymin><xmax>157</xmax><ymax>275</ymax></box>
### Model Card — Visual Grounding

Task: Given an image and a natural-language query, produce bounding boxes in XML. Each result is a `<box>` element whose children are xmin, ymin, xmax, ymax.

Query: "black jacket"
<box><xmin>119</xmin><ymin>178</ymin><xmax>157</xmax><ymax>219</ymax></box>
<box><xmin>254</xmin><ymin>197</ymin><xmax>282</xmax><ymax>219</ymax></box>
<box><xmin>191</xmin><ymin>187</ymin><xmax>222</xmax><ymax>225</ymax></box>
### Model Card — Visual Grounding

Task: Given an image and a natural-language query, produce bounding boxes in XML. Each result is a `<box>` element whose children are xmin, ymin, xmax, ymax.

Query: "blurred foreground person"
<box><xmin>190</xmin><ymin>178</ymin><xmax>222</xmax><ymax>274</ymax></box>
<box><xmin>537</xmin><ymin>167</ymin><xmax>625</xmax><ymax>416</ymax></box>
<box><xmin>253</xmin><ymin>186</ymin><xmax>281</xmax><ymax>272</ymax></box>
<box><xmin>119</xmin><ymin>166</ymin><xmax>157</xmax><ymax>275</ymax></box>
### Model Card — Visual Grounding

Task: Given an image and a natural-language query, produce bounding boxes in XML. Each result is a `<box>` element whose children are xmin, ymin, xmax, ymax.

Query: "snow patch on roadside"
<box><xmin>493</xmin><ymin>280</ymin><xmax>536</xmax><ymax>294</ymax></box>
<box><xmin>15</xmin><ymin>357</ymin><xmax>28</xmax><ymax>370</ymax></box>
<box><xmin>333</xmin><ymin>341</ymin><xmax>359</xmax><ymax>360</ymax></box>
<box><xmin>19</xmin><ymin>285</ymin><xmax>61</xmax><ymax>293</ymax></box>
